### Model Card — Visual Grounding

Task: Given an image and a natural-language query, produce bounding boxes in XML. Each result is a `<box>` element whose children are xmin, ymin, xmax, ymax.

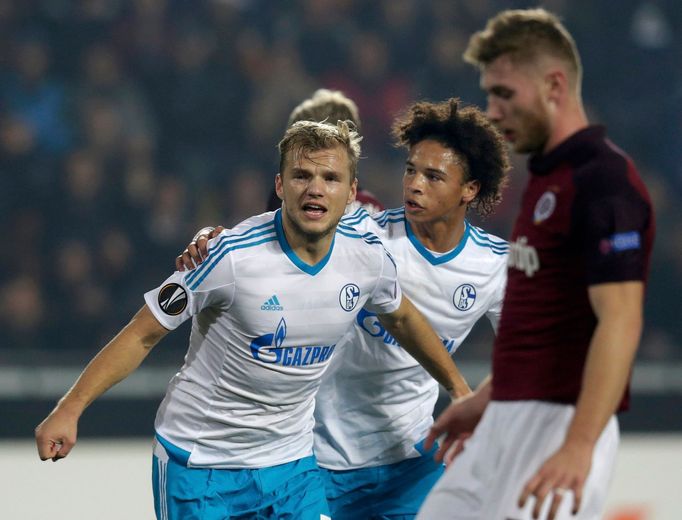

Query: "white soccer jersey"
<box><xmin>144</xmin><ymin>210</ymin><xmax>402</xmax><ymax>469</ymax></box>
<box><xmin>314</xmin><ymin>207</ymin><xmax>508</xmax><ymax>469</ymax></box>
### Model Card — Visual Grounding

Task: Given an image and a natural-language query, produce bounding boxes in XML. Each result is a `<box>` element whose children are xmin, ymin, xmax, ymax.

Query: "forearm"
<box><xmin>565</xmin><ymin>318</ymin><xmax>640</xmax><ymax>447</ymax></box>
<box><xmin>56</xmin><ymin>306</ymin><xmax>167</xmax><ymax>418</ymax></box>
<box><xmin>475</xmin><ymin>374</ymin><xmax>492</xmax><ymax>398</ymax></box>
<box><xmin>565</xmin><ymin>284</ymin><xmax>643</xmax><ymax>449</ymax></box>
<box><xmin>380</xmin><ymin>298</ymin><xmax>470</xmax><ymax>397</ymax></box>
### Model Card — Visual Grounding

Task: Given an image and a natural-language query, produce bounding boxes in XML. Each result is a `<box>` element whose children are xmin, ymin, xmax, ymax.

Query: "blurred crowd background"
<box><xmin>1</xmin><ymin>0</ymin><xmax>681</xmax><ymax>366</ymax></box>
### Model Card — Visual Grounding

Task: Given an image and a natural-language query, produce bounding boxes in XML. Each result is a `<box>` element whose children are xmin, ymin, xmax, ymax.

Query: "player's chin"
<box><xmin>404</xmin><ymin>207</ymin><xmax>432</xmax><ymax>223</ymax></box>
<box><xmin>313</xmin><ymin>217</ymin><xmax>342</xmax><ymax>237</ymax></box>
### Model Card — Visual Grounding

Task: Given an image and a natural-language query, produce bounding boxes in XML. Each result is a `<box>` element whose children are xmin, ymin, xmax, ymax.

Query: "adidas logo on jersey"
<box><xmin>261</xmin><ymin>295</ymin><xmax>284</xmax><ymax>311</ymax></box>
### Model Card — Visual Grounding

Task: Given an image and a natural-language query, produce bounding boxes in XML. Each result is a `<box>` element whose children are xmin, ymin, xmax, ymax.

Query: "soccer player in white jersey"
<box><xmin>34</xmin><ymin>120</ymin><xmax>471</xmax><ymax>520</ymax></box>
<box><xmin>180</xmin><ymin>98</ymin><xmax>510</xmax><ymax>518</ymax></box>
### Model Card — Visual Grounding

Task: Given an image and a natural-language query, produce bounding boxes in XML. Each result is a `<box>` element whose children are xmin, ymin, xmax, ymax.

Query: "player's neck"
<box><xmin>292</xmin><ymin>238</ymin><xmax>334</xmax><ymax>265</ymax></box>
<box><xmin>543</xmin><ymin>100</ymin><xmax>589</xmax><ymax>154</ymax></box>
<box><xmin>409</xmin><ymin>217</ymin><xmax>466</xmax><ymax>253</ymax></box>
<box><xmin>281</xmin><ymin>219</ymin><xmax>335</xmax><ymax>265</ymax></box>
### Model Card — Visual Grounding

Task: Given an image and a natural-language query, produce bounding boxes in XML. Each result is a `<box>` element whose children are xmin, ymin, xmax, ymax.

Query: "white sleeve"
<box><xmin>341</xmin><ymin>208</ymin><xmax>386</xmax><ymax>238</ymax></box>
<box><xmin>484</xmin><ymin>259</ymin><xmax>508</xmax><ymax>333</ymax></box>
<box><xmin>144</xmin><ymin>249</ymin><xmax>236</xmax><ymax>330</ymax></box>
<box><xmin>364</xmin><ymin>246</ymin><xmax>402</xmax><ymax>315</ymax></box>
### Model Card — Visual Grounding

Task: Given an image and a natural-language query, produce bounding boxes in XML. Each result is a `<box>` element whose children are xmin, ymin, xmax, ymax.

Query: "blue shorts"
<box><xmin>152</xmin><ymin>434</ymin><xmax>330</xmax><ymax>520</ymax></box>
<box><xmin>321</xmin><ymin>441</ymin><xmax>445</xmax><ymax>520</ymax></box>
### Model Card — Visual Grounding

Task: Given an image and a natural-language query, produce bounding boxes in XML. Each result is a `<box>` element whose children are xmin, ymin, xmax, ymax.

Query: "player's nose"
<box><xmin>405</xmin><ymin>172</ymin><xmax>425</xmax><ymax>192</ymax></box>
<box><xmin>306</xmin><ymin>174</ymin><xmax>325</xmax><ymax>195</ymax></box>
<box><xmin>486</xmin><ymin>98</ymin><xmax>503</xmax><ymax>123</ymax></box>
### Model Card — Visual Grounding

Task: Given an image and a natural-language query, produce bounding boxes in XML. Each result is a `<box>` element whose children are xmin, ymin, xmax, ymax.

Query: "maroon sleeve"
<box><xmin>573</xmin><ymin>156</ymin><xmax>654</xmax><ymax>285</ymax></box>
<box><xmin>356</xmin><ymin>188</ymin><xmax>385</xmax><ymax>212</ymax></box>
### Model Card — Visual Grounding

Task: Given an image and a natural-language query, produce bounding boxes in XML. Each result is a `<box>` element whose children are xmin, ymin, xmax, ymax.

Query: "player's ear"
<box><xmin>462</xmin><ymin>179</ymin><xmax>480</xmax><ymax>204</ymax></box>
<box><xmin>275</xmin><ymin>173</ymin><xmax>284</xmax><ymax>200</ymax></box>
<box><xmin>544</xmin><ymin>69</ymin><xmax>567</xmax><ymax>104</ymax></box>
<box><xmin>347</xmin><ymin>178</ymin><xmax>358</xmax><ymax>205</ymax></box>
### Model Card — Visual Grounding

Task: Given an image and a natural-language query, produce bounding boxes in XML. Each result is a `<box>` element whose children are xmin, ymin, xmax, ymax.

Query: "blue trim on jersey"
<box><xmin>375</xmin><ymin>207</ymin><xmax>405</xmax><ymax>227</ymax></box>
<box><xmin>207</xmin><ymin>219</ymin><xmax>278</xmax><ymax>254</ymax></box>
<box><xmin>341</xmin><ymin>208</ymin><xmax>371</xmax><ymax>226</ymax></box>
<box><xmin>275</xmin><ymin>210</ymin><xmax>334</xmax><ymax>276</ymax></box>
<box><xmin>405</xmin><ymin>219</ymin><xmax>470</xmax><ymax>265</ymax></box>
<box><xmin>155</xmin><ymin>433</ymin><xmax>191</xmax><ymax>466</ymax></box>
<box><xmin>336</xmin><ymin>228</ymin><xmax>362</xmax><ymax>239</ymax></box>
<box><xmin>337</xmin><ymin>221</ymin><xmax>363</xmax><ymax>235</ymax></box>
<box><xmin>468</xmin><ymin>225</ymin><xmax>509</xmax><ymax>249</ymax></box>
<box><xmin>467</xmin><ymin>225</ymin><xmax>509</xmax><ymax>255</ymax></box>
<box><xmin>336</xmin><ymin>224</ymin><xmax>384</xmax><ymax>245</ymax></box>
<box><xmin>342</xmin><ymin>206</ymin><xmax>407</xmax><ymax>229</ymax></box>
<box><xmin>186</xmin><ymin>220</ymin><xmax>277</xmax><ymax>286</ymax></box>
<box><xmin>468</xmin><ymin>235</ymin><xmax>509</xmax><ymax>255</ymax></box>
<box><xmin>187</xmin><ymin>235</ymin><xmax>278</xmax><ymax>290</ymax></box>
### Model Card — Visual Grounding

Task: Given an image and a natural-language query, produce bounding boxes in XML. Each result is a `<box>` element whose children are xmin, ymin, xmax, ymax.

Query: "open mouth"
<box><xmin>302</xmin><ymin>203</ymin><xmax>328</xmax><ymax>218</ymax></box>
<box><xmin>503</xmin><ymin>129</ymin><xmax>515</xmax><ymax>142</ymax></box>
<box><xmin>405</xmin><ymin>199</ymin><xmax>424</xmax><ymax>211</ymax></box>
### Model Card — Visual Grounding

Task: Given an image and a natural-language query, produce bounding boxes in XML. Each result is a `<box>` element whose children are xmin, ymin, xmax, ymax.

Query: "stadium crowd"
<box><xmin>1</xmin><ymin>0</ymin><xmax>680</xmax><ymax>361</ymax></box>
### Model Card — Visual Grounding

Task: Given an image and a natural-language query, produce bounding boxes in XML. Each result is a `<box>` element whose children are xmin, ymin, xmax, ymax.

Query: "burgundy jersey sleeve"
<box><xmin>573</xmin><ymin>152</ymin><xmax>654</xmax><ymax>286</ymax></box>
<box><xmin>355</xmin><ymin>188</ymin><xmax>385</xmax><ymax>212</ymax></box>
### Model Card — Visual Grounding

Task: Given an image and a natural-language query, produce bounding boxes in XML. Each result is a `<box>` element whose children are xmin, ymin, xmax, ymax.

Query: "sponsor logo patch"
<box><xmin>250</xmin><ymin>317</ymin><xmax>335</xmax><ymax>366</ymax></box>
<box><xmin>158</xmin><ymin>283</ymin><xmax>187</xmax><ymax>315</ymax></box>
<box><xmin>356</xmin><ymin>308</ymin><xmax>457</xmax><ymax>352</ymax></box>
<box><xmin>508</xmin><ymin>236</ymin><xmax>540</xmax><ymax>277</ymax></box>
<box><xmin>599</xmin><ymin>231</ymin><xmax>641</xmax><ymax>255</ymax></box>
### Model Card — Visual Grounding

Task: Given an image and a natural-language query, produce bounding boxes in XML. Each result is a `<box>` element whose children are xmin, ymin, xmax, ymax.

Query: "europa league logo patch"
<box><xmin>158</xmin><ymin>283</ymin><xmax>188</xmax><ymax>315</ymax></box>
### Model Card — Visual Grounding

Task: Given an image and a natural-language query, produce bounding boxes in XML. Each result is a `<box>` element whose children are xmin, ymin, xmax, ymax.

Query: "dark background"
<box><xmin>1</xmin><ymin>0</ymin><xmax>681</xmax><ymax>437</ymax></box>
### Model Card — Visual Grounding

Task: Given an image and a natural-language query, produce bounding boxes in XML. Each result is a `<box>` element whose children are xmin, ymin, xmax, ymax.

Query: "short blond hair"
<box><xmin>464</xmin><ymin>8</ymin><xmax>582</xmax><ymax>88</ymax></box>
<box><xmin>278</xmin><ymin>120</ymin><xmax>362</xmax><ymax>181</ymax></box>
<box><xmin>287</xmin><ymin>89</ymin><xmax>361</xmax><ymax>131</ymax></box>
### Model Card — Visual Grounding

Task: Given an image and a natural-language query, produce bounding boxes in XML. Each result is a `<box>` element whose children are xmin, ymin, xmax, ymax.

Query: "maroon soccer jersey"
<box><xmin>491</xmin><ymin>126</ymin><xmax>654</xmax><ymax>410</ymax></box>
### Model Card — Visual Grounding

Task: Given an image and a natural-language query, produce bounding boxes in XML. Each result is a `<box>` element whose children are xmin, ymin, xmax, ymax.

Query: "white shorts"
<box><xmin>417</xmin><ymin>401</ymin><xmax>619</xmax><ymax>520</ymax></box>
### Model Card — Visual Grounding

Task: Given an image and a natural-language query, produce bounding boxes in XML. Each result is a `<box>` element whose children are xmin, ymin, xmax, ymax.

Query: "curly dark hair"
<box><xmin>391</xmin><ymin>98</ymin><xmax>509</xmax><ymax>217</ymax></box>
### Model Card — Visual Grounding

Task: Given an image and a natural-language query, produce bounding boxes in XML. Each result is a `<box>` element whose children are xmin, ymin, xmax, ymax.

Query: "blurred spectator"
<box><xmin>0</xmin><ymin>0</ymin><xmax>677</xmax><ymax>361</ymax></box>
<box><xmin>325</xmin><ymin>31</ymin><xmax>413</xmax><ymax>151</ymax></box>
<box><xmin>0</xmin><ymin>275</ymin><xmax>46</xmax><ymax>351</ymax></box>
<box><xmin>155</xmin><ymin>20</ymin><xmax>245</xmax><ymax>182</ymax></box>
<box><xmin>246</xmin><ymin>39</ymin><xmax>315</xmax><ymax>157</ymax></box>
<box><xmin>77</xmin><ymin>41</ymin><xmax>156</xmax><ymax>146</ymax></box>
<box><xmin>293</xmin><ymin>0</ymin><xmax>351</xmax><ymax>76</ymax></box>
<box><xmin>0</xmin><ymin>116</ymin><xmax>56</xmax><ymax>207</ymax></box>
<box><xmin>0</xmin><ymin>29</ymin><xmax>72</xmax><ymax>154</ymax></box>
<box><xmin>418</xmin><ymin>27</ymin><xmax>482</xmax><ymax>105</ymax></box>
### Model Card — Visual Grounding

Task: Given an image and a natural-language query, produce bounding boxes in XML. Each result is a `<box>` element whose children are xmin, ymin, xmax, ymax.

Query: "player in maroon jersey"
<box><xmin>418</xmin><ymin>9</ymin><xmax>655</xmax><ymax>520</ymax></box>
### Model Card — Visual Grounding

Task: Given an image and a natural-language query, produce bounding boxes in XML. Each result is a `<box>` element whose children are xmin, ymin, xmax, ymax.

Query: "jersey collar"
<box><xmin>529</xmin><ymin>125</ymin><xmax>606</xmax><ymax>175</ymax></box>
<box><xmin>274</xmin><ymin>209</ymin><xmax>335</xmax><ymax>276</ymax></box>
<box><xmin>404</xmin><ymin>217</ymin><xmax>470</xmax><ymax>265</ymax></box>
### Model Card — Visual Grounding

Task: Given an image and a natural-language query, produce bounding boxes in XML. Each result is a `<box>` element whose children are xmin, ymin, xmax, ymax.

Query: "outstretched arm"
<box><xmin>424</xmin><ymin>375</ymin><xmax>491</xmax><ymax>463</ymax></box>
<box><xmin>377</xmin><ymin>296</ymin><xmax>471</xmax><ymax>398</ymax></box>
<box><xmin>519</xmin><ymin>281</ymin><xmax>644</xmax><ymax>520</ymax></box>
<box><xmin>35</xmin><ymin>305</ymin><xmax>168</xmax><ymax>461</ymax></box>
